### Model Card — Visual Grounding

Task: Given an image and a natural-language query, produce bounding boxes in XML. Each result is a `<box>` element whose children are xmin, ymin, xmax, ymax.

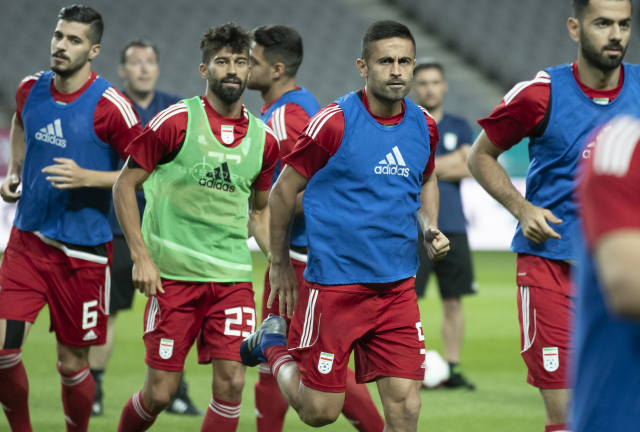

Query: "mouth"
<box><xmin>603</xmin><ymin>46</ymin><xmax>623</xmax><ymax>56</ymax></box>
<box><xmin>388</xmin><ymin>82</ymin><xmax>404</xmax><ymax>89</ymax></box>
<box><xmin>52</xmin><ymin>53</ymin><xmax>68</xmax><ymax>62</ymax></box>
<box><xmin>222</xmin><ymin>81</ymin><xmax>241</xmax><ymax>88</ymax></box>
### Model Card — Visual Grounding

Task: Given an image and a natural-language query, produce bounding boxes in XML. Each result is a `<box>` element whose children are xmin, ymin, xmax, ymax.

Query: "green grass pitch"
<box><xmin>1</xmin><ymin>251</ymin><xmax>546</xmax><ymax>431</ymax></box>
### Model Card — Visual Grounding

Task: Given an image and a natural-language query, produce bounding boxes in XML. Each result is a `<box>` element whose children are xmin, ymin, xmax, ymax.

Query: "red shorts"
<box><xmin>143</xmin><ymin>279</ymin><xmax>256</xmax><ymax>371</ymax></box>
<box><xmin>262</xmin><ymin>257</ymin><xmax>307</xmax><ymax>330</ymax></box>
<box><xmin>516</xmin><ymin>254</ymin><xmax>574</xmax><ymax>389</ymax></box>
<box><xmin>288</xmin><ymin>278</ymin><xmax>425</xmax><ymax>393</ymax></box>
<box><xmin>0</xmin><ymin>229</ymin><xmax>111</xmax><ymax>348</ymax></box>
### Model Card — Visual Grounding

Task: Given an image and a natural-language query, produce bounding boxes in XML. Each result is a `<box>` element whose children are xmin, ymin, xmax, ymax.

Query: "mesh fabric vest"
<box><xmin>142</xmin><ymin>96</ymin><xmax>266</xmax><ymax>282</ymax></box>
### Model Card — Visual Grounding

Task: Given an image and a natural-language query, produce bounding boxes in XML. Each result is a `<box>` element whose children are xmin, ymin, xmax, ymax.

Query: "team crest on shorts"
<box><xmin>543</xmin><ymin>347</ymin><xmax>559</xmax><ymax>372</ymax></box>
<box><xmin>318</xmin><ymin>352</ymin><xmax>334</xmax><ymax>374</ymax></box>
<box><xmin>221</xmin><ymin>125</ymin><xmax>234</xmax><ymax>144</ymax></box>
<box><xmin>159</xmin><ymin>339</ymin><xmax>174</xmax><ymax>360</ymax></box>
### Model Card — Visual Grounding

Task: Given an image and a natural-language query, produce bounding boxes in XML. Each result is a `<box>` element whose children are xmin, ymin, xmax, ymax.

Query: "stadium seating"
<box><xmin>389</xmin><ymin>0</ymin><xmax>640</xmax><ymax>88</ymax></box>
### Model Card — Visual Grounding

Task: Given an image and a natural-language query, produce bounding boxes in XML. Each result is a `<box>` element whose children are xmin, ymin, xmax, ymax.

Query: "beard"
<box><xmin>210</xmin><ymin>75</ymin><xmax>247</xmax><ymax>104</ymax></box>
<box><xmin>369</xmin><ymin>77</ymin><xmax>411</xmax><ymax>104</ymax></box>
<box><xmin>50</xmin><ymin>51</ymin><xmax>89</xmax><ymax>77</ymax></box>
<box><xmin>580</xmin><ymin>29</ymin><xmax>627</xmax><ymax>72</ymax></box>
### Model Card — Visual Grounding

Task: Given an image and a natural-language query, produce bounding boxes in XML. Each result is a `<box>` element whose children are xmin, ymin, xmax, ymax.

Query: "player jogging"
<box><xmin>0</xmin><ymin>6</ymin><xmax>142</xmax><ymax>432</ymax></box>
<box><xmin>411</xmin><ymin>60</ymin><xmax>476</xmax><ymax>390</ymax></box>
<box><xmin>114</xmin><ymin>23</ymin><xmax>278</xmax><ymax>432</ymax></box>
<box><xmin>572</xmin><ymin>116</ymin><xmax>640</xmax><ymax>431</ymax></box>
<box><xmin>241</xmin><ymin>21</ymin><xmax>449</xmax><ymax>431</ymax></box>
<box><xmin>467</xmin><ymin>1</ymin><xmax>639</xmax><ymax>430</ymax></box>
<box><xmin>247</xmin><ymin>24</ymin><xmax>384</xmax><ymax>432</ymax></box>
<box><xmin>87</xmin><ymin>38</ymin><xmax>200</xmax><ymax>417</ymax></box>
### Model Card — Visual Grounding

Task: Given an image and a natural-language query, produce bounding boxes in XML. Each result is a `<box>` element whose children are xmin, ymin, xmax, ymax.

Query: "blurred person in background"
<box><xmin>88</xmin><ymin>39</ymin><xmax>200</xmax><ymax>417</ymax></box>
<box><xmin>247</xmin><ymin>24</ymin><xmax>384</xmax><ymax>432</ymax></box>
<box><xmin>412</xmin><ymin>60</ymin><xmax>476</xmax><ymax>391</ymax></box>
<box><xmin>0</xmin><ymin>5</ymin><xmax>142</xmax><ymax>432</ymax></box>
<box><xmin>572</xmin><ymin>116</ymin><xmax>640</xmax><ymax>432</ymax></box>
<box><xmin>467</xmin><ymin>0</ymin><xmax>639</xmax><ymax>430</ymax></box>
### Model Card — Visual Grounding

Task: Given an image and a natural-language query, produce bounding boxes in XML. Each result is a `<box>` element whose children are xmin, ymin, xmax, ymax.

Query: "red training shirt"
<box><xmin>126</xmin><ymin>96</ymin><xmax>279</xmax><ymax>190</ymax></box>
<box><xmin>283</xmin><ymin>89</ymin><xmax>439</xmax><ymax>179</ymax></box>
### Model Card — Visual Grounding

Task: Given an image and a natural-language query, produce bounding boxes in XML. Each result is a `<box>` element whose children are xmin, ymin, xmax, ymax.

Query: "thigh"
<box><xmin>47</xmin><ymin>261</ymin><xmax>110</xmax><ymax>348</ymax></box>
<box><xmin>144</xmin><ymin>280</ymin><xmax>207</xmax><ymax>372</ymax></box>
<box><xmin>518</xmin><ymin>285</ymin><xmax>573</xmax><ymax>389</ymax></box>
<box><xmin>110</xmin><ymin>235</ymin><xmax>136</xmax><ymax>313</ymax></box>
<box><xmin>355</xmin><ymin>285</ymin><xmax>425</xmax><ymax>384</ymax></box>
<box><xmin>0</xmin><ymin>247</ymin><xmax>47</xmax><ymax>324</ymax></box>
<box><xmin>288</xmin><ymin>282</ymin><xmax>372</xmax><ymax>393</ymax></box>
<box><xmin>198</xmin><ymin>283</ymin><xmax>256</xmax><ymax>364</ymax></box>
<box><xmin>434</xmin><ymin>233</ymin><xmax>476</xmax><ymax>299</ymax></box>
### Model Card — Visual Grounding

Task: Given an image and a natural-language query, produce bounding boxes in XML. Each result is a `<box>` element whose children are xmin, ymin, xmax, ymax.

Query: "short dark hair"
<box><xmin>57</xmin><ymin>5</ymin><xmax>103</xmax><ymax>45</ymax></box>
<box><xmin>572</xmin><ymin>0</ymin><xmax>633</xmax><ymax>19</ymax></box>
<box><xmin>200</xmin><ymin>22</ymin><xmax>253</xmax><ymax>65</ymax></box>
<box><xmin>414</xmin><ymin>61</ymin><xmax>445</xmax><ymax>79</ymax></box>
<box><xmin>120</xmin><ymin>39</ymin><xmax>159</xmax><ymax>65</ymax></box>
<box><xmin>252</xmin><ymin>25</ymin><xmax>303</xmax><ymax>77</ymax></box>
<box><xmin>361</xmin><ymin>20</ymin><xmax>416</xmax><ymax>62</ymax></box>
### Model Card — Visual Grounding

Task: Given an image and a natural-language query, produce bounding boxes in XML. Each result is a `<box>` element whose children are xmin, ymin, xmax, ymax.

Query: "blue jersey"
<box><xmin>260</xmin><ymin>87</ymin><xmax>320</xmax><ymax>248</ymax></box>
<box><xmin>512</xmin><ymin>63</ymin><xmax>640</xmax><ymax>260</ymax></box>
<box><xmin>572</xmin><ymin>233</ymin><xmax>640</xmax><ymax>431</ymax></box>
<box><xmin>16</xmin><ymin>71</ymin><xmax>119</xmax><ymax>246</ymax></box>
<box><xmin>108</xmin><ymin>90</ymin><xmax>182</xmax><ymax>235</ymax></box>
<box><xmin>303</xmin><ymin>92</ymin><xmax>432</xmax><ymax>285</ymax></box>
<box><xmin>433</xmin><ymin>113</ymin><xmax>473</xmax><ymax>234</ymax></box>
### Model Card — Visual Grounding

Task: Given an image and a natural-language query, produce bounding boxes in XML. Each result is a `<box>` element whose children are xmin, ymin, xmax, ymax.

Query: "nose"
<box><xmin>391</xmin><ymin>60</ymin><xmax>401</xmax><ymax>76</ymax></box>
<box><xmin>610</xmin><ymin>24</ymin><xmax>623</xmax><ymax>41</ymax></box>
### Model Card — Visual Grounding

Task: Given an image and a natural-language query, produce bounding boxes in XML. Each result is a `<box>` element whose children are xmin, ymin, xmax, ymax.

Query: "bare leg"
<box><xmin>540</xmin><ymin>388</ymin><xmax>571</xmax><ymax>426</ymax></box>
<box><xmin>140</xmin><ymin>367</ymin><xmax>183</xmax><ymax>414</ymax></box>
<box><xmin>211</xmin><ymin>359</ymin><xmax>246</xmax><ymax>402</ymax></box>
<box><xmin>276</xmin><ymin>362</ymin><xmax>345</xmax><ymax>427</ymax></box>
<box><xmin>441</xmin><ymin>298</ymin><xmax>464</xmax><ymax>363</ymax></box>
<box><xmin>376</xmin><ymin>377</ymin><xmax>422</xmax><ymax>432</ymax></box>
<box><xmin>88</xmin><ymin>313</ymin><xmax>117</xmax><ymax>369</ymax></box>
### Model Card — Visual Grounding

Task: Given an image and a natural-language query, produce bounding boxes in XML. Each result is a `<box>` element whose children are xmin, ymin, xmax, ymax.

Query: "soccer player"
<box><xmin>411</xmin><ymin>60</ymin><xmax>476</xmax><ymax>390</ymax></box>
<box><xmin>572</xmin><ymin>116</ymin><xmax>640</xmax><ymax>432</ymax></box>
<box><xmin>241</xmin><ymin>21</ymin><xmax>450</xmax><ymax>432</ymax></box>
<box><xmin>466</xmin><ymin>1</ymin><xmax>639</xmax><ymax>430</ymax></box>
<box><xmin>114</xmin><ymin>23</ymin><xmax>279</xmax><ymax>432</ymax></box>
<box><xmin>247</xmin><ymin>24</ymin><xmax>384</xmax><ymax>432</ymax></box>
<box><xmin>88</xmin><ymin>39</ymin><xmax>200</xmax><ymax>417</ymax></box>
<box><xmin>0</xmin><ymin>5</ymin><xmax>142</xmax><ymax>432</ymax></box>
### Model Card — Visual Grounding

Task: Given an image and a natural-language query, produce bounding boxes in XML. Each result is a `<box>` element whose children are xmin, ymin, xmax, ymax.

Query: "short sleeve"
<box><xmin>252</xmin><ymin>127</ymin><xmax>280</xmax><ymax>190</ymax></box>
<box><xmin>422</xmin><ymin>110</ymin><xmax>439</xmax><ymax>177</ymax></box>
<box><xmin>15</xmin><ymin>73</ymin><xmax>43</xmax><ymax>123</ymax></box>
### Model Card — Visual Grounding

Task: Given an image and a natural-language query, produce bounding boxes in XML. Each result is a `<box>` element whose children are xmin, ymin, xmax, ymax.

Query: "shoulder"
<box><xmin>591</xmin><ymin>115</ymin><xmax>640</xmax><ymax>177</ymax></box>
<box><xmin>146</xmin><ymin>101</ymin><xmax>188</xmax><ymax>132</ymax></box>
<box><xmin>417</xmin><ymin>106</ymin><xmax>438</xmax><ymax>130</ymax></box>
<box><xmin>303</xmin><ymin>103</ymin><xmax>344</xmax><ymax>140</ymax></box>
<box><xmin>99</xmin><ymin>87</ymin><xmax>139</xmax><ymax>128</ymax></box>
<box><xmin>16</xmin><ymin>71</ymin><xmax>45</xmax><ymax>99</ymax></box>
<box><xmin>502</xmin><ymin>70</ymin><xmax>551</xmax><ymax>107</ymax></box>
<box><xmin>262</xmin><ymin>122</ymin><xmax>280</xmax><ymax>150</ymax></box>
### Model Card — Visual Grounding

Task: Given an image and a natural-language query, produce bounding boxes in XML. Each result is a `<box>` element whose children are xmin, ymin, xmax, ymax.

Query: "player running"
<box><xmin>0</xmin><ymin>6</ymin><xmax>142</xmax><ymax>432</ymax></box>
<box><xmin>247</xmin><ymin>24</ymin><xmax>384</xmax><ymax>432</ymax></box>
<box><xmin>572</xmin><ymin>116</ymin><xmax>640</xmax><ymax>432</ymax></box>
<box><xmin>241</xmin><ymin>21</ymin><xmax>449</xmax><ymax>431</ymax></box>
<box><xmin>411</xmin><ymin>60</ymin><xmax>476</xmax><ymax>390</ymax></box>
<box><xmin>88</xmin><ymin>39</ymin><xmax>200</xmax><ymax>417</ymax></box>
<box><xmin>467</xmin><ymin>1</ymin><xmax>639</xmax><ymax>430</ymax></box>
<box><xmin>114</xmin><ymin>23</ymin><xmax>278</xmax><ymax>432</ymax></box>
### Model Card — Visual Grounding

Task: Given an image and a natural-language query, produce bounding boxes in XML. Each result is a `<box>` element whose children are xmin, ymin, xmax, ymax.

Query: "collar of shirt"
<box><xmin>202</xmin><ymin>95</ymin><xmax>247</xmax><ymax>126</ymax></box>
<box><xmin>49</xmin><ymin>71</ymin><xmax>98</xmax><ymax>104</ymax></box>
<box><xmin>260</xmin><ymin>85</ymin><xmax>301</xmax><ymax>115</ymax></box>
<box><xmin>571</xmin><ymin>61</ymin><xmax>624</xmax><ymax>102</ymax></box>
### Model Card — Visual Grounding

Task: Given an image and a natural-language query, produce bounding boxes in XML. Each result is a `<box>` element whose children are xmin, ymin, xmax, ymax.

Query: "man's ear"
<box><xmin>199</xmin><ymin>63</ymin><xmax>209</xmax><ymax>80</ymax></box>
<box><xmin>272</xmin><ymin>62</ymin><xmax>286</xmax><ymax>80</ymax></box>
<box><xmin>568</xmin><ymin>17</ymin><xmax>581</xmax><ymax>43</ymax></box>
<box><xmin>356</xmin><ymin>58</ymin><xmax>368</xmax><ymax>79</ymax></box>
<box><xmin>88</xmin><ymin>44</ymin><xmax>100</xmax><ymax>61</ymax></box>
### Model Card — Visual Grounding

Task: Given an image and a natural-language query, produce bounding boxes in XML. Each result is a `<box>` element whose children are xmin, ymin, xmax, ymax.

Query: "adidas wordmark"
<box><xmin>374</xmin><ymin>146</ymin><xmax>409</xmax><ymax>177</ymax></box>
<box><xmin>35</xmin><ymin>119</ymin><xmax>66</xmax><ymax>148</ymax></box>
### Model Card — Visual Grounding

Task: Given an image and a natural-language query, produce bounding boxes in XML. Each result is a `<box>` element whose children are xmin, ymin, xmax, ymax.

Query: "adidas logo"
<box><xmin>83</xmin><ymin>330</ymin><xmax>98</xmax><ymax>341</ymax></box>
<box><xmin>35</xmin><ymin>119</ymin><xmax>66</xmax><ymax>148</ymax></box>
<box><xmin>375</xmin><ymin>146</ymin><xmax>410</xmax><ymax>177</ymax></box>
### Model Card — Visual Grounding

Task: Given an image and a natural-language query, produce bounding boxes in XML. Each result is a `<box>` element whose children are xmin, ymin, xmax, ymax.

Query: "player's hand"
<box><xmin>42</xmin><ymin>158</ymin><xmax>88</xmax><ymax>189</ymax></box>
<box><xmin>516</xmin><ymin>202</ymin><xmax>562</xmax><ymax>244</ymax></box>
<box><xmin>424</xmin><ymin>227</ymin><xmax>450</xmax><ymax>261</ymax></box>
<box><xmin>268</xmin><ymin>261</ymin><xmax>298</xmax><ymax>318</ymax></box>
<box><xmin>132</xmin><ymin>256</ymin><xmax>164</xmax><ymax>297</ymax></box>
<box><xmin>0</xmin><ymin>174</ymin><xmax>21</xmax><ymax>203</ymax></box>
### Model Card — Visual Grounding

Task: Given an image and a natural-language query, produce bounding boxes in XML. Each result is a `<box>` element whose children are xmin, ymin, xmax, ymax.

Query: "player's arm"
<box><xmin>595</xmin><ymin>231</ymin><xmax>640</xmax><ymax>318</ymax></box>
<box><xmin>0</xmin><ymin>114</ymin><xmax>26</xmax><ymax>202</ymax></box>
<box><xmin>467</xmin><ymin>131</ymin><xmax>561</xmax><ymax>244</ymax></box>
<box><xmin>434</xmin><ymin>145</ymin><xmax>471</xmax><ymax>182</ymax></box>
<box><xmin>41</xmin><ymin>159</ymin><xmax>120</xmax><ymax>190</ymax></box>
<box><xmin>269</xmin><ymin>165</ymin><xmax>309</xmax><ymax>317</ymax></box>
<box><xmin>113</xmin><ymin>157</ymin><xmax>163</xmax><ymax>297</ymax></box>
<box><xmin>249</xmin><ymin>188</ymin><xmax>270</xmax><ymax>258</ymax></box>
<box><xmin>418</xmin><ymin>172</ymin><xmax>450</xmax><ymax>261</ymax></box>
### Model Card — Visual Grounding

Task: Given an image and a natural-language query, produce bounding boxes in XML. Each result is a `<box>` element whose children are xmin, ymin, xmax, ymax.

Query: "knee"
<box><xmin>298</xmin><ymin>406</ymin><xmax>341</xmax><ymax>428</ymax></box>
<box><xmin>385</xmin><ymin>393</ymin><xmax>421</xmax><ymax>426</ymax></box>
<box><xmin>442</xmin><ymin>298</ymin><xmax>462</xmax><ymax>316</ymax></box>
<box><xmin>56</xmin><ymin>345</ymin><xmax>89</xmax><ymax>373</ymax></box>
<box><xmin>212</xmin><ymin>368</ymin><xmax>246</xmax><ymax>401</ymax></box>
<box><xmin>143</xmin><ymin>384</ymin><xmax>175</xmax><ymax>414</ymax></box>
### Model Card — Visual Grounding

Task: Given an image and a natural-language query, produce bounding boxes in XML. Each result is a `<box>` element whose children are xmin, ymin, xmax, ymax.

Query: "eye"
<box><xmin>620</xmin><ymin>21</ymin><xmax>631</xmax><ymax>30</ymax></box>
